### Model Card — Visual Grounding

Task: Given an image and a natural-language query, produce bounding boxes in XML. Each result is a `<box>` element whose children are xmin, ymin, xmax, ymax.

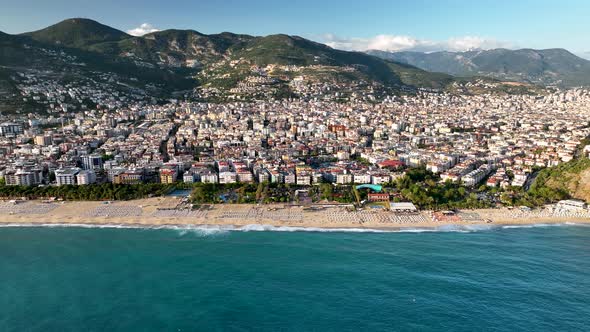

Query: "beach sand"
<box><xmin>0</xmin><ymin>197</ymin><xmax>589</xmax><ymax>230</ymax></box>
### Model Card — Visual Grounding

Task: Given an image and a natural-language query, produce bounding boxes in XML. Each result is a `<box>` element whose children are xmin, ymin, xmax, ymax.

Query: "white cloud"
<box><xmin>318</xmin><ymin>33</ymin><xmax>512</xmax><ymax>53</ymax></box>
<box><xmin>127</xmin><ymin>23</ymin><xmax>160</xmax><ymax>36</ymax></box>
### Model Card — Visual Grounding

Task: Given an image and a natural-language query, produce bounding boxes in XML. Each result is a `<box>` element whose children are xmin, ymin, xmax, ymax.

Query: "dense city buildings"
<box><xmin>0</xmin><ymin>87</ymin><xmax>589</xmax><ymax>198</ymax></box>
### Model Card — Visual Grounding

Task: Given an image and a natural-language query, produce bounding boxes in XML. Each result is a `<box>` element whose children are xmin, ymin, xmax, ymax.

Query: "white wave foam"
<box><xmin>0</xmin><ymin>223</ymin><xmax>146</xmax><ymax>229</ymax></box>
<box><xmin>433</xmin><ymin>225</ymin><xmax>473</xmax><ymax>233</ymax></box>
<box><xmin>388</xmin><ymin>228</ymin><xmax>434</xmax><ymax>233</ymax></box>
<box><xmin>0</xmin><ymin>222</ymin><xmax>586</xmax><ymax>234</ymax></box>
<box><xmin>0</xmin><ymin>223</ymin><xmax>392</xmax><ymax>233</ymax></box>
<box><xmin>501</xmin><ymin>223</ymin><xmax>564</xmax><ymax>229</ymax></box>
<box><xmin>178</xmin><ymin>225</ymin><xmax>231</xmax><ymax>237</ymax></box>
<box><xmin>237</xmin><ymin>224</ymin><xmax>389</xmax><ymax>233</ymax></box>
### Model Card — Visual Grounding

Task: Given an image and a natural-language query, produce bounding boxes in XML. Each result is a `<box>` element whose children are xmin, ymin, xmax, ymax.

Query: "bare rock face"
<box><xmin>573</xmin><ymin>168</ymin><xmax>590</xmax><ymax>202</ymax></box>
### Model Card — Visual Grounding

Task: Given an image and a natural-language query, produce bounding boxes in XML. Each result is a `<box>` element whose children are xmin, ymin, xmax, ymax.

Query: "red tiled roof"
<box><xmin>378</xmin><ymin>160</ymin><xmax>404</xmax><ymax>168</ymax></box>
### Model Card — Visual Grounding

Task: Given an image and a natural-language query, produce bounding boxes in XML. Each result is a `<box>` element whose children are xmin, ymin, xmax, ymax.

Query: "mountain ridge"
<box><xmin>368</xmin><ymin>48</ymin><xmax>590</xmax><ymax>87</ymax></box>
<box><xmin>6</xmin><ymin>18</ymin><xmax>457</xmax><ymax>90</ymax></box>
<box><xmin>0</xmin><ymin>18</ymin><xmax>565</xmax><ymax>114</ymax></box>
<box><xmin>22</xmin><ymin>18</ymin><xmax>130</xmax><ymax>48</ymax></box>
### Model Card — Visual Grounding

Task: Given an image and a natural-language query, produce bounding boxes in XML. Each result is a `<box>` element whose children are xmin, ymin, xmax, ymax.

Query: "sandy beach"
<box><xmin>0</xmin><ymin>197</ymin><xmax>589</xmax><ymax>230</ymax></box>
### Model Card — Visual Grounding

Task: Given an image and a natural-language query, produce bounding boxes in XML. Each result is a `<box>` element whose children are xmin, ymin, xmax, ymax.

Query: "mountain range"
<box><xmin>5</xmin><ymin>18</ymin><xmax>455</xmax><ymax>86</ymax></box>
<box><xmin>1</xmin><ymin>18</ymin><xmax>588</xmax><ymax>114</ymax></box>
<box><xmin>0</xmin><ymin>18</ymin><xmax>475</xmax><ymax>113</ymax></box>
<box><xmin>368</xmin><ymin>48</ymin><xmax>590</xmax><ymax>87</ymax></box>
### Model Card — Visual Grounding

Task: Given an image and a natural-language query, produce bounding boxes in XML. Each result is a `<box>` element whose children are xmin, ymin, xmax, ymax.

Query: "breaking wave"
<box><xmin>500</xmin><ymin>223</ymin><xmax>573</xmax><ymax>229</ymax></box>
<box><xmin>0</xmin><ymin>221</ymin><xmax>587</xmax><ymax>235</ymax></box>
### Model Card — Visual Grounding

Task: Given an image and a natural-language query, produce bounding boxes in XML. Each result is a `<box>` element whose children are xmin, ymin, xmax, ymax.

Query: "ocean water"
<box><xmin>1</xmin><ymin>224</ymin><xmax>590</xmax><ymax>331</ymax></box>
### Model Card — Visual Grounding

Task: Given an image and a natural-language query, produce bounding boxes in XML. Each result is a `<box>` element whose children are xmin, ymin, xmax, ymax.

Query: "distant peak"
<box><xmin>22</xmin><ymin>17</ymin><xmax>129</xmax><ymax>48</ymax></box>
<box><xmin>61</xmin><ymin>18</ymin><xmax>100</xmax><ymax>24</ymax></box>
<box><xmin>146</xmin><ymin>29</ymin><xmax>204</xmax><ymax>36</ymax></box>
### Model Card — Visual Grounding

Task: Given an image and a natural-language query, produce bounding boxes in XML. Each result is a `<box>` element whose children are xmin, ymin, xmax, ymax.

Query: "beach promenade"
<box><xmin>0</xmin><ymin>197</ymin><xmax>589</xmax><ymax>229</ymax></box>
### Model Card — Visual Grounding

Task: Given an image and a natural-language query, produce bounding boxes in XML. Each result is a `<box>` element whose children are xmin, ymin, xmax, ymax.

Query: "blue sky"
<box><xmin>1</xmin><ymin>0</ymin><xmax>589</xmax><ymax>56</ymax></box>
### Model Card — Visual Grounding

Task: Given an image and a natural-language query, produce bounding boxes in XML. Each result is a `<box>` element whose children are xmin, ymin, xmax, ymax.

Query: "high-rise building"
<box><xmin>34</xmin><ymin>135</ymin><xmax>53</xmax><ymax>146</ymax></box>
<box><xmin>82</xmin><ymin>154</ymin><xmax>104</xmax><ymax>170</ymax></box>
<box><xmin>0</xmin><ymin>122</ymin><xmax>23</xmax><ymax>137</ymax></box>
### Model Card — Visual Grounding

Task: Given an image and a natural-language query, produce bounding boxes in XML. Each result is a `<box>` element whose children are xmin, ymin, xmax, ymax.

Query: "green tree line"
<box><xmin>0</xmin><ymin>183</ymin><xmax>175</xmax><ymax>201</ymax></box>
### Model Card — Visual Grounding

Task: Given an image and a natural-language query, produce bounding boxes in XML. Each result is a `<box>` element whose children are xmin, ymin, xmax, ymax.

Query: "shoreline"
<box><xmin>0</xmin><ymin>197</ymin><xmax>589</xmax><ymax>231</ymax></box>
<box><xmin>0</xmin><ymin>221</ymin><xmax>587</xmax><ymax>233</ymax></box>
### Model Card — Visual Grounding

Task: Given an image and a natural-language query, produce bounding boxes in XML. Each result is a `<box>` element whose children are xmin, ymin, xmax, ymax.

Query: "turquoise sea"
<box><xmin>1</xmin><ymin>224</ymin><xmax>590</xmax><ymax>331</ymax></box>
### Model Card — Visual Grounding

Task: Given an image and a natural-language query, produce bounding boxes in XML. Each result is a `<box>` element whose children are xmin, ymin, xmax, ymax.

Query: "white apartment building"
<box><xmin>4</xmin><ymin>169</ymin><xmax>44</xmax><ymax>186</ymax></box>
<box><xmin>336</xmin><ymin>173</ymin><xmax>353</xmax><ymax>185</ymax></box>
<box><xmin>200</xmin><ymin>172</ymin><xmax>219</xmax><ymax>184</ymax></box>
<box><xmin>76</xmin><ymin>170</ymin><xmax>97</xmax><ymax>185</ymax></box>
<box><xmin>219</xmin><ymin>171</ymin><xmax>237</xmax><ymax>184</ymax></box>
<box><xmin>353</xmin><ymin>173</ymin><xmax>371</xmax><ymax>184</ymax></box>
<box><xmin>237</xmin><ymin>171</ymin><xmax>254</xmax><ymax>183</ymax></box>
<box><xmin>55</xmin><ymin>168</ymin><xmax>80</xmax><ymax>186</ymax></box>
<box><xmin>284</xmin><ymin>172</ymin><xmax>296</xmax><ymax>184</ymax></box>
<box><xmin>296</xmin><ymin>174</ymin><xmax>312</xmax><ymax>186</ymax></box>
<box><xmin>183</xmin><ymin>172</ymin><xmax>196</xmax><ymax>183</ymax></box>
